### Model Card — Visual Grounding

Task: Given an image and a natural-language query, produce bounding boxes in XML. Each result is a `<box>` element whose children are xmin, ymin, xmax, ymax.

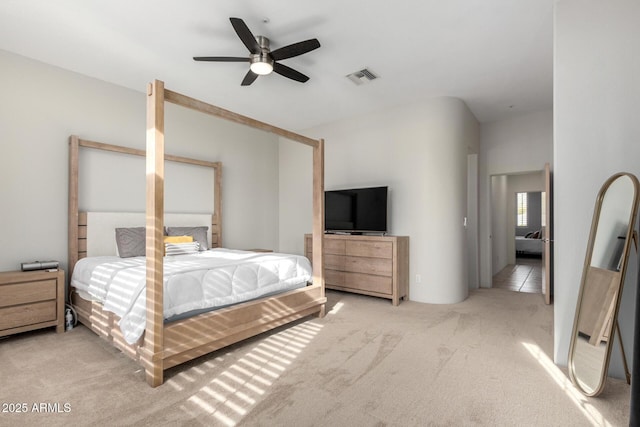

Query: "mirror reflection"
<box><xmin>568</xmin><ymin>173</ymin><xmax>639</xmax><ymax>396</ymax></box>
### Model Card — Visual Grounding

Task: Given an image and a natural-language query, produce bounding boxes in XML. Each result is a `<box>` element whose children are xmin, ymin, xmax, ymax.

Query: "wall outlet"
<box><xmin>415</xmin><ymin>274</ymin><xmax>421</xmax><ymax>283</ymax></box>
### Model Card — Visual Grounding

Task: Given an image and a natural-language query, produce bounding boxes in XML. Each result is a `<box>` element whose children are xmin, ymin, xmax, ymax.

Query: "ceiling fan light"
<box><xmin>250</xmin><ymin>61</ymin><xmax>273</xmax><ymax>75</ymax></box>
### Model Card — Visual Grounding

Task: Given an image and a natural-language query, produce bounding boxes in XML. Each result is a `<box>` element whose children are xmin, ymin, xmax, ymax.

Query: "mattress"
<box><xmin>71</xmin><ymin>248</ymin><xmax>312</xmax><ymax>344</ymax></box>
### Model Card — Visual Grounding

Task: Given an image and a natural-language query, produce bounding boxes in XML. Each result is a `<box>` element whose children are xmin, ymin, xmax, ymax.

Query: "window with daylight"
<box><xmin>517</xmin><ymin>192</ymin><xmax>528</xmax><ymax>227</ymax></box>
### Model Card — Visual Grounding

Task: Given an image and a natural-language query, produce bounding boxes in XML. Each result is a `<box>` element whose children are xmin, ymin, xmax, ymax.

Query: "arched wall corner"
<box><xmin>280</xmin><ymin>96</ymin><xmax>478</xmax><ymax>305</ymax></box>
<box><xmin>409</xmin><ymin>97</ymin><xmax>476</xmax><ymax>304</ymax></box>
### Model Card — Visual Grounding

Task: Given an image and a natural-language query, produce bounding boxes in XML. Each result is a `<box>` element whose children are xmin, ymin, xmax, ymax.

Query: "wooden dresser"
<box><xmin>305</xmin><ymin>234</ymin><xmax>409</xmax><ymax>305</ymax></box>
<box><xmin>0</xmin><ymin>269</ymin><xmax>65</xmax><ymax>337</ymax></box>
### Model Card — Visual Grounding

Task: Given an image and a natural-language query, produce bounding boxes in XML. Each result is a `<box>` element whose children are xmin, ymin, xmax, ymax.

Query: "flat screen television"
<box><xmin>325</xmin><ymin>186</ymin><xmax>388</xmax><ymax>234</ymax></box>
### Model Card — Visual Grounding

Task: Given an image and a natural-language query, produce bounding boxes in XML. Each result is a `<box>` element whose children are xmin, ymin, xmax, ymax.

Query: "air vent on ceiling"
<box><xmin>346</xmin><ymin>68</ymin><xmax>379</xmax><ymax>85</ymax></box>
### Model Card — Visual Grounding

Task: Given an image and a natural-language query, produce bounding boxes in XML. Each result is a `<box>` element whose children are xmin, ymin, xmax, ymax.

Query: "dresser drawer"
<box><xmin>305</xmin><ymin>237</ymin><xmax>346</xmax><ymax>256</ymax></box>
<box><xmin>346</xmin><ymin>241</ymin><xmax>392</xmax><ymax>258</ymax></box>
<box><xmin>0</xmin><ymin>279</ymin><xmax>57</xmax><ymax>308</ymax></box>
<box><xmin>325</xmin><ymin>269</ymin><xmax>345</xmax><ymax>286</ymax></box>
<box><xmin>325</xmin><ymin>270</ymin><xmax>392</xmax><ymax>295</ymax></box>
<box><xmin>345</xmin><ymin>273</ymin><xmax>393</xmax><ymax>295</ymax></box>
<box><xmin>324</xmin><ymin>239</ymin><xmax>346</xmax><ymax>255</ymax></box>
<box><xmin>0</xmin><ymin>301</ymin><xmax>57</xmax><ymax>330</ymax></box>
<box><xmin>325</xmin><ymin>254</ymin><xmax>345</xmax><ymax>270</ymax></box>
<box><xmin>343</xmin><ymin>272</ymin><xmax>393</xmax><ymax>295</ymax></box>
<box><xmin>344</xmin><ymin>256</ymin><xmax>392</xmax><ymax>276</ymax></box>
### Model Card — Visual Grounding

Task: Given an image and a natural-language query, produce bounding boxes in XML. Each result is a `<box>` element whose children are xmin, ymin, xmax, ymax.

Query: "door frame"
<box><xmin>487</xmin><ymin>166</ymin><xmax>553</xmax><ymax>303</ymax></box>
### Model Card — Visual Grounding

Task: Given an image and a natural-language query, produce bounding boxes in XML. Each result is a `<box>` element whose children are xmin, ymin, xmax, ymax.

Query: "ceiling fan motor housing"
<box><xmin>250</xmin><ymin>36</ymin><xmax>274</xmax><ymax>74</ymax></box>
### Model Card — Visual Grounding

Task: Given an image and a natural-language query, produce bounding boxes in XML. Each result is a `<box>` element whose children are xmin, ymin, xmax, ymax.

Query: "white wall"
<box><xmin>479</xmin><ymin>110</ymin><xmax>553</xmax><ymax>286</ymax></box>
<box><xmin>279</xmin><ymin>97</ymin><xmax>480</xmax><ymax>304</ymax></box>
<box><xmin>467</xmin><ymin>154</ymin><xmax>479</xmax><ymax>289</ymax></box>
<box><xmin>490</xmin><ymin>175</ymin><xmax>509</xmax><ymax>276</ymax></box>
<box><xmin>554</xmin><ymin>0</ymin><xmax>640</xmax><ymax>379</ymax></box>
<box><xmin>278</xmin><ymin>138</ymin><xmax>313</xmax><ymax>256</ymax></box>
<box><xmin>0</xmin><ymin>49</ymin><xmax>281</xmax><ymax>274</ymax></box>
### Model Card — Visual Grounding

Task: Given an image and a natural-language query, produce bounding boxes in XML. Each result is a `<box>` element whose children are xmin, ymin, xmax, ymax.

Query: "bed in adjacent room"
<box><xmin>515</xmin><ymin>231</ymin><xmax>543</xmax><ymax>256</ymax></box>
<box><xmin>68</xmin><ymin>80</ymin><xmax>326</xmax><ymax>386</ymax></box>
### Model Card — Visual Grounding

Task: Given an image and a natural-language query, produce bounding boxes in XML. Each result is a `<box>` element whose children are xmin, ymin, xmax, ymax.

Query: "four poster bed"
<box><xmin>68</xmin><ymin>80</ymin><xmax>326</xmax><ymax>386</ymax></box>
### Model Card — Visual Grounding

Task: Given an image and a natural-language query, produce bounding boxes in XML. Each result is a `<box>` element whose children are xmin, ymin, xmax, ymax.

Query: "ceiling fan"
<box><xmin>194</xmin><ymin>17</ymin><xmax>321</xmax><ymax>86</ymax></box>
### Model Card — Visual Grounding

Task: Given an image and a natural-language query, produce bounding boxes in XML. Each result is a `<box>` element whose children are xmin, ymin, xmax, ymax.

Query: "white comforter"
<box><xmin>515</xmin><ymin>236</ymin><xmax>543</xmax><ymax>254</ymax></box>
<box><xmin>71</xmin><ymin>248</ymin><xmax>312</xmax><ymax>344</ymax></box>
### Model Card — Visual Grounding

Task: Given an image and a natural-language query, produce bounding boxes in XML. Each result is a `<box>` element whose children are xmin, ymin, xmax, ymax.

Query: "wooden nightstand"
<box><xmin>0</xmin><ymin>269</ymin><xmax>65</xmax><ymax>337</ymax></box>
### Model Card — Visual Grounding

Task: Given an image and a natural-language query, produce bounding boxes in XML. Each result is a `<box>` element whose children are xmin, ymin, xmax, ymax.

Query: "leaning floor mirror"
<box><xmin>568</xmin><ymin>172</ymin><xmax>639</xmax><ymax>396</ymax></box>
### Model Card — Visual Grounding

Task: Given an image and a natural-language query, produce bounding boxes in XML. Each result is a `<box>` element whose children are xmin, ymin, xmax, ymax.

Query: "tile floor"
<box><xmin>492</xmin><ymin>256</ymin><xmax>542</xmax><ymax>293</ymax></box>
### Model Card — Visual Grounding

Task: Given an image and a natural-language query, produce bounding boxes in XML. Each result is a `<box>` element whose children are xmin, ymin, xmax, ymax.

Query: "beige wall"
<box><xmin>0</xmin><ymin>49</ymin><xmax>281</xmax><ymax>273</ymax></box>
<box><xmin>279</xmin><ymin>97</ymin><xmax>480</xmax><ymax>304</ymax></box>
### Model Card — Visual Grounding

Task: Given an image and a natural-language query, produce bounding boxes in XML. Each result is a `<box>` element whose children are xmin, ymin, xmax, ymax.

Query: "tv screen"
<box><xmin>325</xmin><ymin>186</ymin><xmax>388</xmax><ymax>233</ymax></box>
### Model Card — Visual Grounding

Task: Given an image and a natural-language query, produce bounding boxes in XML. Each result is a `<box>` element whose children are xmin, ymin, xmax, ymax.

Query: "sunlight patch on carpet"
<box><xmin>522</xmin><ymin>341</ymin><xmax>615</xmax><ymax>427</ymax></box>
<box><xmin>178</xmin><ymin>320</ymin><xmax>324</xmax><ymax>426</ymax></box>
<box><xmin>328</xmin><ymin>301</ymin><xmax>344</xmax><ymax>315</ymax></box>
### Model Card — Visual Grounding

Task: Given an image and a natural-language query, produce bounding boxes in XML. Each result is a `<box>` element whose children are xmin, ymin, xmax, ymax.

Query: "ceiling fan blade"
<box><xmin>270</xmin><ymin>39</ymin><xmax>321</xmax><ymax>61</ymax></box>
<box><xmin>241</xmin><ymin>70</ymin><xmax>259</xmax><ymax>86</ymax></box>
<box><xmin>273</xmin><ymin>62</ymin><xmax>309</xmax><ymax>83</ymax></box>
<box><xmin>193</xmin><ymin>56</ymin><xmax>248</xmax><ymax>62</ymax></box>
<box><xmin>230</xmin><ymin>17</ymin><xmax>260</xmax><ymax>54</ymax></box>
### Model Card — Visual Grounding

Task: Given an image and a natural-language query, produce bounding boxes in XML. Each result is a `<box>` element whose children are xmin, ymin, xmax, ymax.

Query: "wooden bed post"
<box><xmin>68</xmin><ymin>136</ymin><xmax>79</xmax><ymax>290</ymax></box>
<box><xmin>313</xmin><ymin>138</ymin><xmax>325</xmax><ymax>314</ymax></box>
<box><xmin>214</xmin><ymin>162</ymin><xmax>222</xmax><ymax>247</ymax></box>
<box><xmin>142</xmin><ymin>79</ymin><xmax>165</xmax><ymax>387</ymax></box>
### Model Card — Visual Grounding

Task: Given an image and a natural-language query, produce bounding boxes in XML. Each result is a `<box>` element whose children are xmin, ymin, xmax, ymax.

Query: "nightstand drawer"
<box><xmin>0</xmin><ymin>269</ymin><xmax>65</xmax><ymax>337</ymax></box>
<box><xmin>0</xmin><ymin>301</ymin><xmax>57</xmax><ymax>330</ymax></box>
<box><xmin>0</xmin><ymin>279</ymin><xmax>57</xmax><ymax>308</ymax></box>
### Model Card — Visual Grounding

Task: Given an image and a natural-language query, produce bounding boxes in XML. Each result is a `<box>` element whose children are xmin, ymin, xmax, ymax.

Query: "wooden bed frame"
<box><xmin>68</xmin><ymin>80</ymin><xmax>326</xmax><ymax>386</ymax></box>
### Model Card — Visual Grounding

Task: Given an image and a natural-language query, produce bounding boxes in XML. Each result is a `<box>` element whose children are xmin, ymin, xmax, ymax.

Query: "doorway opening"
<box><xmin>491</xmin><ymin>173</ymin><xmax>546</xmax><ymax>295</ymax></box>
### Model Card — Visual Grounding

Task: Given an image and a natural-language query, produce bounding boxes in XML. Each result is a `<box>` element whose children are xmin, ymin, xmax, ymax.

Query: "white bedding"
<box><xmin>71</xmin><ymin>248</ymin><xmax>312</xmax><ymax>344</ymax></box>
<box><xmin>515</xmin><ymin>236</ymin><xmax>543</xmax><ymax>254</ymax></box>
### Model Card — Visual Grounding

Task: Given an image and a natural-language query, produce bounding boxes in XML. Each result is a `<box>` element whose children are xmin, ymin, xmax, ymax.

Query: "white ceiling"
<box><xmin>0</xmin><ymin>1</ymin><xmax>554</xmax><ymax>131</ymax></box>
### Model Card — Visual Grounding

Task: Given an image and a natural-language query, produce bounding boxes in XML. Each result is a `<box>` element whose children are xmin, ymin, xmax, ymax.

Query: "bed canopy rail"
<box><xmin>68</xmin><ymin>80</ymin><xmax>325</xmax><ymax>387</ymax></box>
<box><xmin>145</xmin><ymin>80</ymin><xmax>325</xmax><ymax>386</ymax></box>
<box><xmin>68</xmin><ymin>137</ymin><xmax>222</xmax><ymax>275</ymax></box>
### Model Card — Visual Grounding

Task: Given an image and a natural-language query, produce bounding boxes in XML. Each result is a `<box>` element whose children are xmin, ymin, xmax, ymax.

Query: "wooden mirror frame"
<box><xmin>568</xmin><ymin>172</ymin><xmax>639</xmax><ymax>396</ymax></box>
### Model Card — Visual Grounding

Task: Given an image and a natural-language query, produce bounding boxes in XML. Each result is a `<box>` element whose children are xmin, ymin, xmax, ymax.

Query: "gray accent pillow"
<box><xmin>115</xmin><ymin>227</ymin><xmax>146</xmax><ymax>258</ymax></box>
<box><xmin>166</xmin><ymin>226</ymin><xmax>209</xmax><ymax>251</ymax></box>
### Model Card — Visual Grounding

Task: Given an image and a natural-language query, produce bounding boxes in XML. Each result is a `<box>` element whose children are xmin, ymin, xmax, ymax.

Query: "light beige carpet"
<box><xmin>0</xmin><ymin>289</ymin><xmax>631</xmax><ymax>426</ymax></box>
